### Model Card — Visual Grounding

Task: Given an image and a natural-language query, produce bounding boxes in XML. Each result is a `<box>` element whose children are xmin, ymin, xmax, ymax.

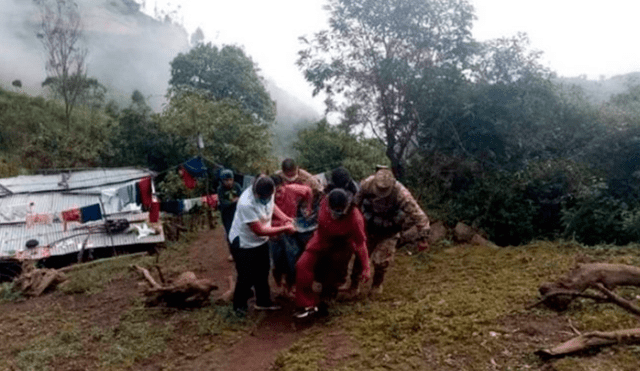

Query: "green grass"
<box><xmin>0</xmin><ymin>232</ymin><xmax>254</xmax><ymax>370</ymax></box>
<box><xmin>5</xmin><ymin>233</ymin><xmax>640</xmax><ymax>370</ymax></box>
<box><xmin>15</xmin><ymin>323</ymin><xmax>84</xmax><ymax>371</ymax></box>
<box><xmin>0</xmin><ymin>282</ymin><xmax>23</xmax><ymax>302</ymax></box>
<box><xmin>275</xmin><ymin>241</ymin><xmax>640</xmax><ymax>371</ymax></box>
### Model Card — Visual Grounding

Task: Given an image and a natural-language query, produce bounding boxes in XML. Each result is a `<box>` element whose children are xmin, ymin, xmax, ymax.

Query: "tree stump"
<box><xmin>131</xmin><ymin>265</ymin><xmax>218</xmax><ymax>307</ymax></box>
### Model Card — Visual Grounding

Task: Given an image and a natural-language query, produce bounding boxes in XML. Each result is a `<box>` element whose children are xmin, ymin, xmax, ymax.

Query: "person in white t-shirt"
<box><xmin>228</xmin><ymin>175</ymin><xmax>297</xmax><ymax>315</ymax></box>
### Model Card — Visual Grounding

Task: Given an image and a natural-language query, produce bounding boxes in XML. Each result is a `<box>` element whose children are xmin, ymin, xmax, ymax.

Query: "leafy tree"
<box><xmin>169</xmin><ymin>43</ymin><xmax>276</xmax><ymax>122</ymax></box>
<box><xmin>293</xmin><ymin>120</ymin><xmax>389</xmax><ymax>180</ymax></box>
<box><xmin>37</xmin><ymin>0</ymin><xmax>93</xmax><ymax>127</ymax></box>
<box><xmin>0</xmin><ymin>86</ymin><xmax>114</xmax><ymax>170</ymax></box>
<box><xmin>104</xmin><ymin>90</ymin><xmax>185</xmax><ymax>171</ymax></box>
<box><xmin>470</xmin><ymin>33</ymin><xmax>551</xmax><ymax>84</ymax></box>
<box><xmin>297</xmin><ymin>0</ymin><xmax>475</xmax><ymax>177</ymax></box>
<box><xmin>42</xmin><ymin>75</ymin><xmax>107</xmax><ymax>111</ymax></box>
<box><xmin>159</xmin><ymin>92</ymin><xmax>274</xmax><ymax>174</ymax></box>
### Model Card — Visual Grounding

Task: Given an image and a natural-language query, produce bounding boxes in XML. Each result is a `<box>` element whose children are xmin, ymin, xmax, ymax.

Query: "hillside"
<box><xmin>1</xmin><ymin>226</ymin><xmax>640</xmax><ymax>370</ymax></box>
<box><xmin>555</xmin><ymin>72</ymin><xmax>640</xmax><ymax>104</ymax></box>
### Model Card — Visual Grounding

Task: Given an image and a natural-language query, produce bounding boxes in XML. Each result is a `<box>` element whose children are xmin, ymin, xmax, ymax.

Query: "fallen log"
<box><xmin>536</xmin><ymin>328</ymin><xmax>640</xmax><ymax>358</ymax></box>
<box><xmin>14</xmin><ymin>265</ymin><xmax>67</xmax><ymax>297</ymax></box>
<box><xmin>131</xmin><ymin>265</ymin><xmax>218</xmax><ymax>307</ymax></box>
<box><xmin>538</xmin><ymin>263</ymin><xmax>640</xmax><ymax>311</ymax></box>
<box><xmin>534</xmin><ymin>262</ymin><xmax>640</xmax><ymax>358</ymax></box>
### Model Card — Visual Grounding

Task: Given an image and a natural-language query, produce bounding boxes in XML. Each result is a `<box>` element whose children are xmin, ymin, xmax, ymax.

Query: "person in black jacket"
<box><xmin>217</xmin><ymin>169</ymin><xmax>242</xmax><ymax>261</ymax></box>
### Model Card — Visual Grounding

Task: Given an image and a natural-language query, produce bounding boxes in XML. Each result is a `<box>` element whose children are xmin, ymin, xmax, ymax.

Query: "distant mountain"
<box><xmin>554</xmin><ymin>72</ymin><xmax>640</xmax><ymax>104</ymax></box>
<box><xmin>265</xmin><ymin>80</ymin><xmax>322</xmax><ymax>159</ymax></box>
<box><xmin>1</xmin><ymin>0</ymin><xmax>190</xmax><ymax>111</ymax></box>
<box><xmin>1</xmin><ymin>0</ymin><xmax>323</xmax><ymax>159</ymax></box>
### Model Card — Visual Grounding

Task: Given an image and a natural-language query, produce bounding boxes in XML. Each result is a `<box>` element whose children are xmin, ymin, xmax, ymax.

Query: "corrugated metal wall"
<box><xmin>0</xmin><ymin>168</ymin><xmax>163</xmax><ymax>261</ymax></box>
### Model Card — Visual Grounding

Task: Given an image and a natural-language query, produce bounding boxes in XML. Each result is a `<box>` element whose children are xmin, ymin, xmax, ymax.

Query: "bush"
<box><xmin>562</xmin><ymin>193</ymin><xmax>637</xmax><ymax>246</ymax></box>
<box><xmin>447</xmin><ymin>171</ymin><xmax>539</xmax><ymax>246</ymax></box>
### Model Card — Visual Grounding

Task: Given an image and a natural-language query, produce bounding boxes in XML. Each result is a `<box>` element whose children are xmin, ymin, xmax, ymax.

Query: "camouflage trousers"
<box><xmin>351</xmin><ymin>232</ymin><xmax>400</xmax><ymax>289</ymax></box>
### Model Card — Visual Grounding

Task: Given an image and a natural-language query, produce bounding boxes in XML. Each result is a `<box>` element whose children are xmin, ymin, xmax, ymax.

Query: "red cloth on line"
<box><xmin>137</xmin><ymin>177</ymin><xmax>153</xmax><ymax>208</ymax></box>
<box><xmin>201</xmin><ymin>194</ymin><xmax>218</xmax><ymax>209</ymax></box>
<box><xmin>294</xmin><ymin>197</ymin><xmax>368</xmax><ymax>308</ymax></box>
<box><xmin>179</xmin><ymin>167</ymin><xmax>197</xmax><ymax>189</ymax></box>
<box><xmin>61</xmin><ymin>208</ymin><xmax>80</xmax><ymax>232</ymax></box>
<box><xmin>61</xmin><ymin>208</ymin><xmax>80</xmax><ymax>222</ymax></box>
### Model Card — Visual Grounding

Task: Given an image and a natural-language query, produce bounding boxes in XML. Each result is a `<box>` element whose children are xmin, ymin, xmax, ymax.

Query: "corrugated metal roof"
<box><xmin>0</xmin><ymin>212</ymin><xmax>164</xmax><ymax>260</ymax></box>
<box><xmin>0</xmin><ymin>167</ymin><xmax>154</xmax><ymax>195</ymax></box>
<box><xmin>0</xmin><ymin>168</ymin><xmax>163</xmax><ymax>261</ymax></box>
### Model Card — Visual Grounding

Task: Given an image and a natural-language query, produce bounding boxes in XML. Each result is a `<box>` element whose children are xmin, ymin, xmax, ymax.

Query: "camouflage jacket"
<box><xmin>356</xmin><ymin>175</ymin><xmax>430</xmax><ymax>237</ymax></box>
<box><xmin>275</xmin><ymin>168</ymin><xmax>323</xmax><ymax>195</ymax></box>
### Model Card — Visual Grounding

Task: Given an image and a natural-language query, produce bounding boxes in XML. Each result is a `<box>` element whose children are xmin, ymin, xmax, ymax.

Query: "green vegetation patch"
<box><xmin>60</xmin><ymin>253</ymin><xmax>155</xmax><ymax>295</ymax></box>
<box><xmin>14</xmin><ymin>323</ymin><xmax>84</xmax><ymax>371</ymax></box>
<box><xmin>277</xmin><ymin>242</ymin><xmax>640</xmax><ymax>370</ymax></box>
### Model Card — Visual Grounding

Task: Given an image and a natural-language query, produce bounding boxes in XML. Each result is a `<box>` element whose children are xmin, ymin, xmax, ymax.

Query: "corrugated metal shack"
<box><xmin>0</xmin><ymin>168</ymin><xmax>164</xmax><ymax>263</ymax></box>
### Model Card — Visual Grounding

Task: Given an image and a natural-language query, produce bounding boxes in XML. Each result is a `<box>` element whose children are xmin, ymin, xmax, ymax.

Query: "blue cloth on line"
<box><xmin>80</xmin><ymin>204</ymin><xmax>102</xmax><ymax>223</ymax></box>
<box><xmin>183</xmin><ymin>157</ymin><xmax>207</xmax><ymax>178</ymax></box>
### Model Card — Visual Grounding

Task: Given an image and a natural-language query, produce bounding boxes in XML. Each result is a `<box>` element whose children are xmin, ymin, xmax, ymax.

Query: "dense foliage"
<box><xmin>3</xmin><ymin>0</ymin><xmax>640</xmax><ymax>247</ymax></box>
<box><xmin>168</xmin><ymin>43</ymin><xmax>276</xmax><ymax>123</ymax></box>
<box><xmin>293</xmin><ymin>120</ymin><xmax>390</xmax><ymax>181</ymax></box>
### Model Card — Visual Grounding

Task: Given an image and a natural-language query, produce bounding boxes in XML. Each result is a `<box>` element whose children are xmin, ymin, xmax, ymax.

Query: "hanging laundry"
<box><xmin>183</xmin><ymin>157</ymin><xmax>208</xmax><ymax>178</ymax></box>
<box><xmin>101</xmin><ymin>188</ymin><xmax>124</xmax><ymax>213</ymax></box>
<box><xmin>80</xmin><ymin>204</ymin><xmax>102</xmax><ymax>223</ymax></box>
<box><xmin>160</xmin><ymin>200</ymin><xmax>184</xmax><ymax>215</ymax></box>
<box><xmin>179</xmin><ymin>166</ymin><xmax>197</xmax><ymax>189</ymax></box>
<box><xmin>61</xmin><ymin>208</ymin><xmax>81</xmax><ymax>222</ymax></box>
<box><xmin>202</xmin><ymin>194</ymin><xmax>218</xmax><ymax>209</ymax></box>
<box><xmin>137</xmin><ymin>177</ymin><xmax>153</xmax><ymax>208</ymax></box>
<box><xmin>117</xmin><ymin>183</ymin><xmax>139</xmax><ymax>209</ymax></box>
<box><xmin>61</xmin><ymin>208</ymin><xmax>81</xmax><ymax>232</ymax></box>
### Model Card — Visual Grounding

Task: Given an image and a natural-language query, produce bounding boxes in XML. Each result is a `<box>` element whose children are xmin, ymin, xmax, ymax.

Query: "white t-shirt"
<box><xmin>228</xmin><ymin>187</ymin><xmax>275</xmax><ymax>248</ymax></box>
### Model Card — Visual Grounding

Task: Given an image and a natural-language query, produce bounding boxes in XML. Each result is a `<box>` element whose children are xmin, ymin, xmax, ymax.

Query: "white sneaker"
<box><xmin>294</xmin><ymin>306</ymin><xmax>318</xmax><ymax>319</ymax></box>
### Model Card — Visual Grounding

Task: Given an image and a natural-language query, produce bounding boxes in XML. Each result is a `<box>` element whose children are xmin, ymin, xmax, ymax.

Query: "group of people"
<box><xmin>217</xmin><ymin>159</ymin><xmax>431</xmax><ymax>318</ymax></box>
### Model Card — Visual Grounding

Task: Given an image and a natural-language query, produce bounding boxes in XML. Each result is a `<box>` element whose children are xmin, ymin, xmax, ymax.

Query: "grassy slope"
<box><xmin>276</xmin><ymin>241</ymin><xmax>640</xmax><ymax>371</ymax></box>
<box><xmin>2</xmin><ymin>237</ymin><xmax>640</xmax><ymax>370</ymax></box>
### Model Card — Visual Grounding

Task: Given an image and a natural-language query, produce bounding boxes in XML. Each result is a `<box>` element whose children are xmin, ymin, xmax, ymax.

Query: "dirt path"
<box><xmin>182</xmin><ymin>226</ymin><xmax>311</xmax><ymax>371</ymax></box>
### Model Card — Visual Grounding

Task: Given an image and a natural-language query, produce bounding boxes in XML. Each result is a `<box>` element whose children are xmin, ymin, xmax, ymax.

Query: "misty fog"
<box><xmin>0</xmin><ymin>0</ymin><xmax>321</xmax><ymax>134</ymax></box>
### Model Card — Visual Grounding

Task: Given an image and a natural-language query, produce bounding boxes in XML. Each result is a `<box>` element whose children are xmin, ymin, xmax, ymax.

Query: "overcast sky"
<box><xmin>141</xmin><ymin>0</ymin><xmax>640</xmax><ymax>113</ymax></box>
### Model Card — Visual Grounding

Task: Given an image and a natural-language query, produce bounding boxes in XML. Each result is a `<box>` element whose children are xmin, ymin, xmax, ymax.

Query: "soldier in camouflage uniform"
<box><xmin>350</xmin><ymin>167</ymin><xmax>430</xmax><ymax>294</ymax></box>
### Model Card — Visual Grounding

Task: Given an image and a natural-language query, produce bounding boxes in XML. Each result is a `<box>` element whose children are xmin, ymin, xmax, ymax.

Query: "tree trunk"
<box><xmin>537</xmin><ymin>263</ymin><xmax>640</xmax><ymax>311</ymax></box>
<box><xmin>131</xmin><ymin>265</ymin><xmax>218</xmax><ymax>307</ymax></box>
<box><xmin>536</xmin><ymin>328</ymin><xmax>640</xmax><ymax>358</ymax></box>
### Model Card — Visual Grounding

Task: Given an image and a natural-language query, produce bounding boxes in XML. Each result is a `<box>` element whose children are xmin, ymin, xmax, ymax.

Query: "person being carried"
<box><xmin>293</xmin><ymin>188</ymin><xmax>371</xmax><ymax>319</ymax></box>
<box><xmin>275</xmin><ymin>158</ymin><xmax>323</xmax><ymax>195</ymax></box>
<box><xmin>217</xmin><ymin>169</ymin><xmax>242</xmax><ymax>261</ymax></box>
<box><xmin>270</xmin><ymin>174</ymin><xmax>314</xmax><ymax>296</ymax></box>
<box><xmin>228</xmin><ymin>175</ymin><xmax>296</xmax><ymax>315</ymax></box>
<box><xmin>350</xmin><ymin>166</ymin><xmax>430</xmax><ymax>296</ymax></box>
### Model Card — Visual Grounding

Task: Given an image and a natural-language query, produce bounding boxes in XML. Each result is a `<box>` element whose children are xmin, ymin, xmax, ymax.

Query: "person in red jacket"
<box><xmin>293</xmin><ymin>188</ymin><xmax>371</xmax><ymax>318</ymax></box>
<box><xmin>270</xmin><ymin>174</ymin><xmax>314</xmax><ymax>295</ymax></box>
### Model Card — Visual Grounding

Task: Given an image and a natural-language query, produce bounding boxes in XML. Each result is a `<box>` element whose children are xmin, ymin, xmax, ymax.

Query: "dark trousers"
<box><xmin>230</xmin><ymin>237</ymin><xmax>273</xmax><ymax>311</ymax></box>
